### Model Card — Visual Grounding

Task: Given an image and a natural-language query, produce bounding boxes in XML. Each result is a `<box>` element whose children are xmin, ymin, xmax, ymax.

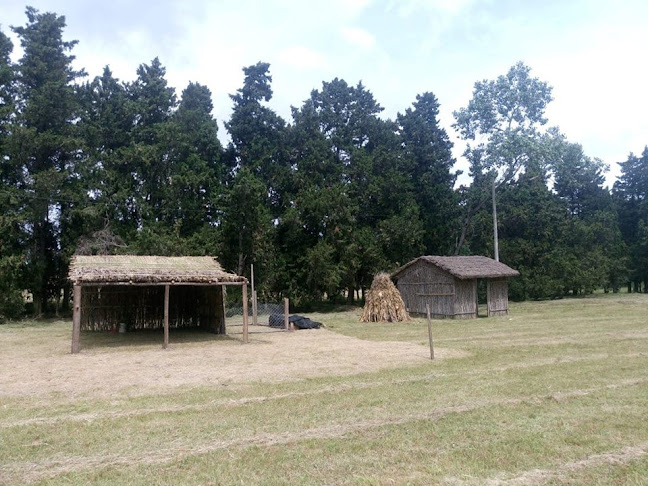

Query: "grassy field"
<box><xmin>1</xmin><ymin>293</ymin><xmax>647</xmax><ymax>485</ymax></box>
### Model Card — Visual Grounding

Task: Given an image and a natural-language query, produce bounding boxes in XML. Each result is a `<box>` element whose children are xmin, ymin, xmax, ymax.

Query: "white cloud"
<box><xmin>278</xmin><ymin>46</ymin><xmax>327</xmax><ymax>70</ymax></box>
<box><xmin>340</xmin><ymin>27</ymin><xmax>376</xmax><ymax>48</ymax></box>
<box><xmin>333</xmin><ymin>0</ymin><xmax>373</xmax><ymax>16</ymax></box>
<box><xmin>388</xmin><ymin>0</ymin><xmax>477</xmax><ymax>17</ymax></box>
<box><xmin>531</xmin><ymin>22</ymin><xmax>648</xmax><ymax>185</ymax></box>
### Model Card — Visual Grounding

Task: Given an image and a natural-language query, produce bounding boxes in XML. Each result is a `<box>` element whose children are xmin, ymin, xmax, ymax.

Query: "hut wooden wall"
<box><xmin>80</xmin><ymin>285</ymin><xmax>225</xmax><ymax>332</ymax></box>
<box><xmin>396</xmin><ymin>262</ymin><xmax>455</xmax><ymax>317</ymax></box>
<box><xmin>198</xmin><ymin>286</ymin><xmax>225</xmax><ymax>333</ymax></box>
<box><xmin>487</xmin><ymin>278</ymin><xmax>509</xmax><ymax>317</ymax></box>
<box><xmin>454</xmin><ymin>279</ymin><xmax>477</xmax><ymax>319</ymax></box>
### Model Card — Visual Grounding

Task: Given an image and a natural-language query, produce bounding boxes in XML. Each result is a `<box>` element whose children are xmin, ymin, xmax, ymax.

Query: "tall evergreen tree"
<box><xmin>614</xmin><ymin>147</ymin><xmax>648</xmax><ymax>291</ymax></box>
<box><xmin>494</xmin><ymin>165</ymin><xmax>565</xmax><ymax>299</ymax></box>
<box><xmin>168</xmin><ymin>82</ymin><xmax>223</xmax><ymax>239</ymax></box>
<box><xmin>551</xmin><ymin>138</ymin><xmax>627</xmax><ymax>293</ymax></box>
<box><xmin>0</xmin><ymin>28</ymin><xmax>25</xmax><ymax>320</ymax></box>
<box><xmin>222</xmin><ymin>63</ymin><xmax>284</xmax><ymax>280</ymax></box>
<box><xmin>77</xmin><ymin>66</ymin><xmax>137</xmax><ymax>238</ymax></box>
<box><xmin>305</xmin><ymin>78</ymin><xmax>386</xmax><ymax>301</ymax></box>
<box><xmin>127</xmin><ymin>57</ymin><xmax>177</xmax><ymax>236</ymax></box>
<box><xmin>10</xmin><ymin>7</ymin><xmax>85</xmax><ymax>315</ymax></box>
<box><xmin>225</xmin><ymin>62</ymin><xmax>288</xmax><ymax>213</ymax></box>
<box><xmin>397</xmin><ymin>92</ymin><xmax>458</xmax><ymax>254</ymax></box>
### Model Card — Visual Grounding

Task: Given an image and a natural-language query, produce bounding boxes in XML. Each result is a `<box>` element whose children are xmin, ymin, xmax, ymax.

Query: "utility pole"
<box><xmin>492</xmin><ymin>180</ymin><xmax>499</xmax><ymax>262</ymax></box>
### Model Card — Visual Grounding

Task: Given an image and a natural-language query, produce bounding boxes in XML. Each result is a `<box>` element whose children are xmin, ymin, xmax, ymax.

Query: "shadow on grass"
<box><xmin>80</xmin><ymin>327</ymin><xmax>237</xmax><ymax>350</ymax></box>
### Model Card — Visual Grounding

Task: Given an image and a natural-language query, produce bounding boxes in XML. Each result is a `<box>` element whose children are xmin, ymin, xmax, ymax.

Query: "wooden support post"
<box><xmin>426</xmin><ymin>303</ymin><xmax>435</xmax><ymax>360</ymax></box>
<box><xmin>251</xmin><ymin>264</ymin><xmax>258</xmax><ymax>326</ymax></box>
<box><xmin>163</xmin><ymin>284</ymin><xmax>170</xmax><ymax>349</ymax></box>
<box><xmin>284</xmin><ymin>297</ymin><xmax>290</xmax><ymax>330</ymax></box>
<box><xmin>71</xmin><ymin>284</ymin><xmax>81</xmax><ymax>354</ymax></box>
<box><xmin>242</xmin><ymin>283</ymin><xmax>249</xmax><ymax>343</ymax></box>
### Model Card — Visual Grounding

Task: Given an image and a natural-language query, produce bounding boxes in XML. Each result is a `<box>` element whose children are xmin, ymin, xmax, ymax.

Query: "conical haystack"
<box><xmin>360</xmin><ymin>272</ymin><xmax>409</xmax><ymax>322</ymax></box>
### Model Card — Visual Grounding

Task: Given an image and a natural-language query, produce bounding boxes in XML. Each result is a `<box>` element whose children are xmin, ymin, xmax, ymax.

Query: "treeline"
<box><xmin>0</xmin><ymin>8</ymin><xmax>646</xmax><ymax>319</ymax></box>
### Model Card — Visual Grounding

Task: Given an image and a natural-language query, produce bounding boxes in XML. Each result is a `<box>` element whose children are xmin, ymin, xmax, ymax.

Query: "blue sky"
<box><xmin>4</xmin><ymin>0</ymin><xmax>648</xmax><ymax>186</ymax></box>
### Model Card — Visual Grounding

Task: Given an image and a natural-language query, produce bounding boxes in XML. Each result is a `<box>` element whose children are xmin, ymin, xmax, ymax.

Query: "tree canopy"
<box><xmin>0</xmin><ymin>8</ymin><xmax>644</xmax><ymax>320</ymax></box>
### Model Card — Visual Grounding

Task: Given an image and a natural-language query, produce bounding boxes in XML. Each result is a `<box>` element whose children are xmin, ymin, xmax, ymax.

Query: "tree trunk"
<box><xmin>33</xmin><ymin>293</ymin><xmax>43</xmax><ymax>317</ymax></box>
<box><xmin>237</xmin><ymin>231</ymin><xmax>245</xmax><ymax>277</ymax></box>
<box><xmin>347</xmin><ymin>285</ymin><xmax>355</xmax><ymax>305</ymax></box>
<box><xmin>31</xmin><ymin>204</ymin><xmax>49</xmax><ymax>317</ymax></box>
<box><xmin>62</xmin><ymin>284</ymin><xmax>70</xmax><ymax>312</ymax></box>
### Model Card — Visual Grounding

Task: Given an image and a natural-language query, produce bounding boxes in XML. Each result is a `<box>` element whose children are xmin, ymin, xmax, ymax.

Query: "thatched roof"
<box><xmin>392</xmin><ymin>256</ymin><xmax>519</xmax><ymax>280</ymax></box>
<box><xmin>69</xmin><ymin>256</ymin><xmax>246</xmax><ymax>284</ymax></box>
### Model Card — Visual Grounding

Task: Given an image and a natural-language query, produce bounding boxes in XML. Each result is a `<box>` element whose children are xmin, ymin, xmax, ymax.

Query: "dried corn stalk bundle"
<box><xmin>360</xmin><ymin>272</ymin><xmax>409</xmax><ymax>322</ymax></box>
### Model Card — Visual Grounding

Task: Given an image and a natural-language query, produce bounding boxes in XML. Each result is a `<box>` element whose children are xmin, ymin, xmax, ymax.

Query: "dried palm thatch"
<box><xmin>69</xmin><ymin>255</ymin><xmax>246</xmax><ymax>284</ymax></box>
<box><xmin>360</xmin><ymin>273</ymin><xmax>409</xmax><ymax>322</ymax></box>
<box><xmin>392</xmin><ymin>256</ymin><xmax>519</xmax><ymax>280</ymax></box>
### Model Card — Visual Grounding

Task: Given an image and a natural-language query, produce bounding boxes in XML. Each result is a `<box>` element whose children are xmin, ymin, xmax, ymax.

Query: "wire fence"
<box><xmin>225</xmin><ymin>301</ymin><xmax>288</xmax><ymax>330</ymax></box>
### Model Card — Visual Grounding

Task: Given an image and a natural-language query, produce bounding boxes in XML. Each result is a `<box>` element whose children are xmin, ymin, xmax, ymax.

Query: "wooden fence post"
<box><xmin>426</xmin><ymin>303</ymin><xmax>435</xmax><ymax>360</ymax></box>
<box><xmin>284</xmin><ymin>297</ymin><xmax>290</xmax><ymax>330</ymax></box>
<box><xmin>251</xmin><ymin>264</ymin><xmax>258</xmax><ymax>326</ymax></box>
<box><xmin>253</xmin><ymin>290</ymin><xmax>258</xmax><ymax>326</ymax></box>
<box><xmin>163</xmin><ymin>284</ymin><xmax>170</xmax><ymax>349</ymax></box>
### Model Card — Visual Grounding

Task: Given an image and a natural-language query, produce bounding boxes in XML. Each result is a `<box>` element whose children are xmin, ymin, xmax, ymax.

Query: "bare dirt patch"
<box><xmin>0</xmin><ymin>324</ymin><xmax>464</xmax><ymax>399</ymax></box>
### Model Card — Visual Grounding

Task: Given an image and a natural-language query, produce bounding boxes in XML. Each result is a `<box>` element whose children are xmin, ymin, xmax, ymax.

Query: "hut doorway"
<box><xmin>476</xmin><ymin>279</ymin><xmax>488</xmax><ymax>317</ymax></box>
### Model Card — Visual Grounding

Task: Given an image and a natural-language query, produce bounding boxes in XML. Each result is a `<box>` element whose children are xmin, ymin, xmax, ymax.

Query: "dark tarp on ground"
<box><xmin>268</xmin><ymin>314</ymin><xmax>322</xmax><ymax>329</ymax></box>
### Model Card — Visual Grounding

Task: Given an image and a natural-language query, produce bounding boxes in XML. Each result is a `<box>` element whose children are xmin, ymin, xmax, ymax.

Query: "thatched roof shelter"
<box><xmin>69</xmin><ymin>255</ymin><xmax>246</xmax><ymax>285</ymax></box>
<box><xmin>392</xmin><ymin>256</ymin><xmax>519</xmax><ymax>319</ymax></box>
<box><xmin>68</xmin><ymin>256</ymin><xmax>249</xmax><ymax>353</ymax></box>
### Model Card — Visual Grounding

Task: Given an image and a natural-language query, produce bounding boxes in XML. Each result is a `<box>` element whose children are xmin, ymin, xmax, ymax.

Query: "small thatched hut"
<box><xmin>68</xmin><ymin>256</ymin><xmax>248</xmax><ymax>353</ymax></box>
<box><xmin>392</xmin><ymin>256</ymin><xmax>519</xmax><ymax>319</ymax></box>
<box><xmin>360</xmin><ymin>273</ymin><xmax>409</xmax><ymax>322</ymax></box>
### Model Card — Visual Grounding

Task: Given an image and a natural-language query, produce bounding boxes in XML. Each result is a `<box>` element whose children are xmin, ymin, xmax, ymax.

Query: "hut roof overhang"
<box><xmin>69</xmin><ymin>255</ymin><xmax>247</xmax><ymax>285</ymax></box>
<box><xmin>392</xmin><ymin>256</ymin><xmax>519</xmax><ymax>280</ymax></box>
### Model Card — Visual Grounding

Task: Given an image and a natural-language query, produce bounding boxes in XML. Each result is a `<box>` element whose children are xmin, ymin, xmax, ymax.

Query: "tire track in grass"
<box><xmin>448</xmin><ymin>330</ymin><xmax>648</xmax><ymax>349</ymax></box>
<box><xmin>3</xmin><ymin>378</ymin><xmax>647</xmax><ymax>485</ymax></box>
<box><xmin>445</xmin><ymin>441</ymin><xmax>648</xmax><ymax>485</ymax></box>
<box><xmin>438</xmin><ymin>328</ymin><xmax>648</xmax><ymax>344</ymax></box>
<box><xmin>2</xmin><ymin>352</ymin><xmax>645</xmax><ymax>429</ymax></box>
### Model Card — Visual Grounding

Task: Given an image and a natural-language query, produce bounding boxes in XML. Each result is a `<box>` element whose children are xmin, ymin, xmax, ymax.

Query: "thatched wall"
<box><xmin>80</xmin><ymin>285</ymin><xmax>224</xmax><ymax>332</ymax></box>
<box><xmin>454</xmin><ymin>279</ymin><xmax>478</xmax><ymax>319</ymax></box>
<box><xmin>395</xmin><ymin>262</ymin><xmax>455</xmax><ymax>317</ymax></box>
<box><xmin>487</xmin><ymin>278</ymin><xmax>509</xmax><ymax>317</ymax></box>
